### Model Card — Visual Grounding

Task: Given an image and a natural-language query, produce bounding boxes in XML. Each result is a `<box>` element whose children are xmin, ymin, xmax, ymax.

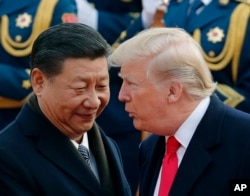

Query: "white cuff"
<box><xmin>75</xmin><ymin>0</ymin><xmax>98</xmax><ymax>30</ymax></box>
<box><xmin>141</xmin><ymin>10</ymin><xmax>154</xmax><ymax>28</ymax></box>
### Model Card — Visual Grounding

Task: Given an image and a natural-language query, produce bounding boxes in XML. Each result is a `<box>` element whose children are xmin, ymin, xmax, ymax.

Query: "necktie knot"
<box><xmin>78</xmin><ymin>144</ymin><xmax>91</xmax><ymax>167</ymax></box>
<box><xmin>166</xmin><ymin>136</ymin><xmax>180</xmax><ymax>153</ymax></box>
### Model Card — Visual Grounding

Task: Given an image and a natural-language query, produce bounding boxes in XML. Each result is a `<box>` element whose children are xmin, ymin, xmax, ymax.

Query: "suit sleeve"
<box><xmin>0</xmin><ymin>148</ymin><xmax>37</xmax><ymax>195</ymax></box>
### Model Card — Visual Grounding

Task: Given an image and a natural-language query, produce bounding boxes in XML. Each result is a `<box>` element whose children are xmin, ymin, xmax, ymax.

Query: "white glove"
<box><xmin>141</xmin><ymin>0</ymin><xmax>164</xmax><ymax>28</ymax></box>
<box><xmin>75</xmin><ymin>0</ymin><xmax>98</xmax><ymax>30</ymax></box>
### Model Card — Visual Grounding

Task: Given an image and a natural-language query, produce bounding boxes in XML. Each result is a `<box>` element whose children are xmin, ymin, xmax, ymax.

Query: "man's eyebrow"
<box><xmin>74</xmin><ymin>74</ymin><xmax>109</xmax><ymax>81</ymax></box>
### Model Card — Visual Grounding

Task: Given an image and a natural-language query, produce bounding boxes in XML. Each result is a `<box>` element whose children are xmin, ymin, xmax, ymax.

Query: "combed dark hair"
<box><xmin>30</xmin><ymin>23</ymin><xmax>111</xmax><ymax>77</ymax></box>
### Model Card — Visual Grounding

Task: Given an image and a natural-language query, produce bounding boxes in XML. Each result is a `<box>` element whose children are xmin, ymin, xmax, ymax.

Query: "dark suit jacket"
<box><xmin>0</xmin><ymin>104</ymin><xmax>131</xmax><ymax>196</ymax></box>
<box><xmin>139</xmin><ymin>96</ymin><xmax>250</xmax><ymax>196</ymax></box>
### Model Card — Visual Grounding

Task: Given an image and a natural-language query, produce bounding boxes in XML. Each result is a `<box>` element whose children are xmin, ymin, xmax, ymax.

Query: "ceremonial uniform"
<box><xmin>84</xmin><ymin>0</ymin><xmax>142</xmax><ymax>45</ymax></box>
<box><xmin>0</xmin><ymin>0</ymin><xmax>77</xmax><ymax>129</ymax></box>
<box><xmin>115</xmin><ymin>0</ymin><xmax>250</xmax><ymax>113</ymax></box>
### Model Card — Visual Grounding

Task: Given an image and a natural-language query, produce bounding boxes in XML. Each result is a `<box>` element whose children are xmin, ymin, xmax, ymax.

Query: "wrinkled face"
<box><xmin>32</xmin><ymin>57</ymin><xmax>110</xmax><ymax>139</ymax></box>
<box><xmin>118</xmin><ymin>61</ymin><xmax>169</xmax><ymax>133</ymax></box>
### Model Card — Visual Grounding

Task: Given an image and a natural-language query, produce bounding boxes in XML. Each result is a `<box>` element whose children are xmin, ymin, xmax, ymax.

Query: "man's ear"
<box><xmin>167</xmin><ymin>81</ymin><xmax>183</xmax><ymax>103</ymax></box>
<box><xmin>31</xmin><ymin>68</ymin><xmax>46</xmax><ymax>95</ymax></box>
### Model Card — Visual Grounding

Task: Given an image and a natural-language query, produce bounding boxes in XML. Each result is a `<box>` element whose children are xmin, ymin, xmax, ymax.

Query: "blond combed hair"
<box><xmin>109</xmin><ymin>27</ymin><xmax>216</xmax><ymax>99</ymax></box>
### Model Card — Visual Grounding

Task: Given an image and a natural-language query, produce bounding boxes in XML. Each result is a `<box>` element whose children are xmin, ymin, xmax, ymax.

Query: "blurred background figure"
<box><xmin>0</xmin><ymin>0</ymin><xmax>78</xmax><ymax>130</ymax></box>
<box><xmin>75</xmin><ymin>1</ymin><xmax>142</xmax><ymax>194</ymax></box>
<box><xmin>114</xmin><ymin>0</ymin><xmax>250</xmax><ymax>114</ymax></box>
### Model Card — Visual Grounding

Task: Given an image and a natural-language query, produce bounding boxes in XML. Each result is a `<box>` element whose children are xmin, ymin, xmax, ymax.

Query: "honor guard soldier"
<box><xmin>114</xmin><ymin>0</ymin><xmax>250</xmax><ymax>114</ymax></box>
<box><xmin>76</xmin><ymin>0</ymin><xmax>142</xmax><ymax>45</ymax></box>
<box><xmin>0</xmin><ymin>0</ymin><xmax>78</xmax><ymax>129</ymax></box>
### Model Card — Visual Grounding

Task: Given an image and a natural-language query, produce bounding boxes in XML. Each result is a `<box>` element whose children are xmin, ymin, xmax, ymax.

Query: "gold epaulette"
<box><xmin>217</xmin><ymin>84</ymin><xmax>245</xmax><ymax>107</ymax></box>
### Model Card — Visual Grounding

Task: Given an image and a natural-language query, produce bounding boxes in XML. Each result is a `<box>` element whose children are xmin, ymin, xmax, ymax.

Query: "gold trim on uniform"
<box><xmin>22</xmin><ymin>80</ymin><xmax>31</xmax><ymax>90</ymax></box>
<box><xmin>22</xmin><ymin>69</ymin><xmax>31</xmax><ymax>89</ymax></box>
<box><xmin>15</xmin><ymin>35</ymin><xmax>22</xmax><ymax>42</ymax></box>
<box><xmin>217</xmin><ymin>84</ymin><xmax>245</xmax><ymax>107</ymax></box>
<box><xmin>0</xmin><ymin>0</ymin><xmax>58</xmax><ymax>57</ymax></box>
<box><xmin>219</xmin><ymin>0</ymin><xmax>229</xmax><ymax>5</ymax></box>
<box><xmin>25</xmin><ymin>69</ymin><xmax>31</xmax><ymax>75</ymax></box>
<box><xmin>129</xmin><ymin>12</ymin><xmax>140</xmax><ymax>19</ymax></box>
<box><xmin>208</xmin><ymin>51</ymin><xmax>215</xmax><ymax>57</ymax></box>
<box><xmin>120</xmin><ymin>31</ymin><xmax>127</xmax><ymax>40</ymax></box>
<box><xmin>112</xmin><ymin>30</ymin><xmax>127</xmax><ymax>51</ymax></box>
<box><xmin>193</xmin><ymin>3</ymin><xmax>250</xmax><ymax>83</ymax></box>
<box><xmin>235</xmin><ymin>0</ymin><xmax>250</xmax><ymax>5</ymax></box>
<box><xmin>207</xmin><ymin>27</ymin><xmax>224</xmax><ymax>44</ymax></box>
<box><xmin>0</xmin><ymin>95</ymin><xmax>31</xmax><ymax>108</ymax></box>
<box><xmin>112</xmin><ymin>43</ymin><xmax>120</xmax><ymax>52</ymax></box>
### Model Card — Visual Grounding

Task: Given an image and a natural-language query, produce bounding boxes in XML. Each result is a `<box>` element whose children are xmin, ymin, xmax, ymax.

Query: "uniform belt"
<box><xmin>0</xmin><ymin>96</ymin><xmax>29</xmax><ymax>108</ymax></box>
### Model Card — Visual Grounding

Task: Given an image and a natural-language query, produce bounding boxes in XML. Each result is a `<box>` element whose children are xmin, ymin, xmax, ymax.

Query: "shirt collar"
<box><xmin>70</xmin><ymin>133</ymin><xmax>90</xmax><ymax>150</ymax></box>
<box><xmin>166</xmin><ymin>96</ymin><xmax>210</xmax><ymax>148</ymax></box>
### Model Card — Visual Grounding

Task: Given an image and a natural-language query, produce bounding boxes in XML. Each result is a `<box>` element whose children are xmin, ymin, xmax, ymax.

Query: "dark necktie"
<box><xmin>158</xmin><ymin>136</ymin><xmax>180</xmax><ymax>196</ymax></box>
<box><xmin>78</xmin><ymin>144</ymin><xmax>91</xmax><ymax>167</ymax></box>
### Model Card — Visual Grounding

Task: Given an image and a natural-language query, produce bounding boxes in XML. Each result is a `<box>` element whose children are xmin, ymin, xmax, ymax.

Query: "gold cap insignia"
<box><xmin>207</xmin><ymin>27</ymin><xmax>225</xmax><ymax>44</ymax></box>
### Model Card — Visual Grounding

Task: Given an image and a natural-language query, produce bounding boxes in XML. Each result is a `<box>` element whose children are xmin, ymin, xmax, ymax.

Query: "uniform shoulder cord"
<box><xmin>0</xmin><ymin>0</ymin><xmax>58</xmax><ymax>57</ymax></box>
<box><xmin>193</xmin><ymin>2</ymin><xmax>250</xmax><ymax>83</ymax></box>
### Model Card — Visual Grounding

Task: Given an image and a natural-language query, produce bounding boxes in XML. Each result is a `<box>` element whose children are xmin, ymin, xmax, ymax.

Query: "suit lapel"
<box><xmin>171</xmin><ymin>96</ymin><xmax>226</xmax><ymax>195</ymax></box>
<box><xmin>36</xmin><ymin>128</ymin><xmax>101</xmax><ymax>194</ymax></box>
<box><xmin>171</xmin><ymin>138</ymin><xmax>212</xmax><ymax>195</ymax></box>
<box><xmin>88</xmin><ymin>123</ymin><xmax>117</xmax><ymax>196</ymax></box>
<box><xmin>19</xmin><ymin>105</ymin><xmax>102</xmax><ymax>195</ymax></box>
<box><xmin>139</xmin><ymin>136</ymin><xmax>165</xmax><ymax>196</ymax></box>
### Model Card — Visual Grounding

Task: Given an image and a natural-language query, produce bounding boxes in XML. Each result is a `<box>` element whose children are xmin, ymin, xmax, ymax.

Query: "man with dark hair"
<box><xmin>0</xmin><ymin>23</ymin><xmax>131</xmax><ymax>196</ymax></box>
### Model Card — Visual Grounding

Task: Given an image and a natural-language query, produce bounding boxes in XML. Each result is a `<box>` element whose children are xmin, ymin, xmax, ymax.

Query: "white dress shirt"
<box><xmin>71</xmin><ymin>133</ymin><xmax>100</xmax><ymax>182</ymax></box>
<box><xmin>153</xmin><ymin>97</ymin><xmax>210</xmax><ymax>195</ymax></box>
